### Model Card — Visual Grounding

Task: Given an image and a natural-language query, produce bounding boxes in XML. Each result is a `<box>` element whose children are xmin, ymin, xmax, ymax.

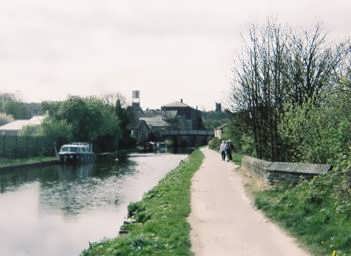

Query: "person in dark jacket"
<box><xmin>225</xmin><ymin>140</ymin><xmax>233</xmax><ymax>161</ymax></box>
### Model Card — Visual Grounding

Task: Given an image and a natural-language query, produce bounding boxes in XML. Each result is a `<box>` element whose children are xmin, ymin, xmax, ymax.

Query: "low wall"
<box><xmin>241</xmin><ymin>156</ymin><xmax>271</xmax><ymax>179</ymax></box>
<box><xmin>241</xmin><ymin>156</ymin><xmax>331</xmax><ymax>184</ymax></box>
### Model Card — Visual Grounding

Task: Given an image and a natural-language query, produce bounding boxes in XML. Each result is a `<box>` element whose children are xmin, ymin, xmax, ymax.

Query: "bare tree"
<box><xmin>99</xmin><ymin>93</ymin><xmax>127</xmax><ymax>107</ymax></box>
<box><xmin>232</xmin><ymin>21</ymin><xmax>349</xmax><ymax>161</ymax></box>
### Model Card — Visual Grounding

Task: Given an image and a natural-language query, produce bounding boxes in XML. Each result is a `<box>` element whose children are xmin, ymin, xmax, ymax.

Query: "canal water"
<box><xmin>0</xmin><ymin>153</ymin><xmax>187</xmax><ymax>256</ymax></box>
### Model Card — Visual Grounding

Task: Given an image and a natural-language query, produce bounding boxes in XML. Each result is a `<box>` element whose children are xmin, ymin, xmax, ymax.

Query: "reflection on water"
<box><xmin>0</xmin><ymin>153</ymin><xmax>186</xmax><ymax>256</ymax></box>
<box><xmin>40</xmin><ymin>162</ymin><xmax>136</xmax><ymax>216</ymax></box>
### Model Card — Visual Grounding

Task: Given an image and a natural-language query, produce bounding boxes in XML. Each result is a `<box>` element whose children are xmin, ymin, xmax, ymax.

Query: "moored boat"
<box><xmin>58</xmin><ymin>142</ymin><xmax>95</xmax><ymax>164</ymax></box>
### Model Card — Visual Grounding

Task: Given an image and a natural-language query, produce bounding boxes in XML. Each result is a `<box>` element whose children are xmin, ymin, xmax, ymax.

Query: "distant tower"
<box><xmin>215</xmin><ymin>103</ymin><xmax>222</xmax><ymax>112</ymax></box>
<box><xmin>132</xmin><ymin>90</ymin><xmax>141</xmax><ymax>109</ymax></box>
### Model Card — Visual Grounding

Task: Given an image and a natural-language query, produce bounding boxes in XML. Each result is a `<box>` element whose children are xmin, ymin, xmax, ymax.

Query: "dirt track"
<box><xmin>188</xmin><ymin>148</ymin><xmax>309</xmax><ymax>256</ymax></box>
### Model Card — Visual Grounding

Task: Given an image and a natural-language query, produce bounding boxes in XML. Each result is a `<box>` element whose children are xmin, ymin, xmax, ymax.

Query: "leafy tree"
<box><xmin>0</xmin><ymin>93</ymin><xmax>40</xmax><ymax>119</ymax></box>
<box><xmin>20</xmin><ymin>125</ymin><xmax>42</xmax><ymax>137</ymax></box>
<box><xmin>41</xmin><ymin>101</ymin><xmax>61</xmax><ymax>117</ymax></box>
<box><xmin>42</xmin><ymin>96</ymin><xmax>121</xmax><ymax>152</ymax></box>
<box><xmin>115</xmin><ymin>99</ymin><xmax>128</xmax><ymax>132</ymax></box>
<box><xmin>232</xmin><ymin>21</ymin><xmax>349</xmax><ymax>160</ymax></box>
<box><xmin>3</xmin><ymin>99</ymin><xmax>29</xmax><ymax>119</ymax></box>
<box><xmin>41</xmin><ymin>118</ymin><xmax>73</xmax><ymax>145</ymax></box>
<box><xmin>280</xmin><ymin>82</ymin><xmax>351</xmax><ymax>164</ymax></box>
<box><xmin>202</xmin><ymin>111</ymin><xmax>231</xmax><ymax>130</ymax></box>
<box><xmin>115</xmin><ymin>99</ymin><xmax>136</xmax><ymax>147</ymax></box>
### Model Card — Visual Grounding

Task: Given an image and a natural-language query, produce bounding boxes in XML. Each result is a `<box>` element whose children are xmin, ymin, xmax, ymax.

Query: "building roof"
<box><xmin>140</xmin><ymin>115</ymin><xmax>170</xmax><ymax>128</ymax></box>
<box><xmin>162</xmin><ymin>110</ymin><xmax>178</xmax><ymax>120</ymax></box>
<box><xmin>0</xmin><ymin>115</ymin><xmax>45</xmax><ymax>131</ymax></box>
<box><xmin>162</xmin><ymin>100</ymin><xmax>191</xmax><ymax>108</ymax></box>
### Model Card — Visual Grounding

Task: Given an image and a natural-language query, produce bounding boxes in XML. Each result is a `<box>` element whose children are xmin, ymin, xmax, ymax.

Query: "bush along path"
<box><xmin>81</xmin><ymin>150</ymin><xmax>204</xmax><ymax>256</ymax></box>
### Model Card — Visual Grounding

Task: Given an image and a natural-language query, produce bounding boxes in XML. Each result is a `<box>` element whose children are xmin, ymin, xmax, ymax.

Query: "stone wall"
<box><xmin>241</xmin><ymin>156</ymin><xmax>271</xmax><ymax>179</ymax></box>
<box><xmin>241</xmin><ymin>156</ymin><xmax>332</xmax><ymax>184</ymax></box>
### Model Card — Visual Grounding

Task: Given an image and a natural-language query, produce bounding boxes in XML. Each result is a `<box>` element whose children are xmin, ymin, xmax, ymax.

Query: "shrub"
<box><xmin>208</xmin><ymin>137</ymin><xmax>221</xmax><ymax>151</ymax></box>
<box><xmin>279</xmin><ymin>91</ymin><xmax>351</xmax><ymax>165</ymax></box>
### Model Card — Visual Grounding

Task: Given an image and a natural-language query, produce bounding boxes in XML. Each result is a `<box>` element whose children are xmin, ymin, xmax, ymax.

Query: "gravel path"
<box><xmin>188</xmin><ymin>148</ymin><xmax>310</xmax><ymax>256</ymax></box>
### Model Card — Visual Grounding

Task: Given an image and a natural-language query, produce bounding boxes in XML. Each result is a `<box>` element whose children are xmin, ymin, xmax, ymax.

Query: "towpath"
<box><xmin>188</xmin><ymin>147</ymin><xmax>309</xmax><ymax>256</ymax></box>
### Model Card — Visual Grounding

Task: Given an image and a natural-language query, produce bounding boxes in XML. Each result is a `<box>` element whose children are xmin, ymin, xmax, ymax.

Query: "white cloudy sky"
<box><xmin>0</xmin><ymin>0</ymin><xmax>350</xmax><ymax>109</ymax></box>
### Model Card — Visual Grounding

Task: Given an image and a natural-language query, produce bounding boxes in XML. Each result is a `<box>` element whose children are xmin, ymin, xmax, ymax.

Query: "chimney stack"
<box><xmin>132</xmin><ymin>90</ymin><xmax>141</xmax><ymax>110</ymax></box>
<box><xmin>215</xmin><ymin>102</ymin><xmax>222</xmax><ymax>112</ymax></box>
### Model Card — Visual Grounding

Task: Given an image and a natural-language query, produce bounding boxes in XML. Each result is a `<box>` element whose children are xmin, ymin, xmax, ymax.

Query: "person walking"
<box><xmin>219</xmin><ymin>140</ymin><xmax>226</xmax><ymax>161</ymax></box>
<box><xmin>225</xmin><ymin>140</ymin><xmax>233</xmax><ymax>161</ymax></box>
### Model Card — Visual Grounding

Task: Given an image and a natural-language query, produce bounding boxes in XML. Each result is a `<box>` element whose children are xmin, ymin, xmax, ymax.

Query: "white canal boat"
<box><xmin>58</xmin><ymin>142</ymin><xmax>95</xmax><ymax>163</ymax></box>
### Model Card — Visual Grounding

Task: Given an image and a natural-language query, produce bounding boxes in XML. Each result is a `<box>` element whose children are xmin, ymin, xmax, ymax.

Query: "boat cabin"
<box><xmin>58</xmin><ymin>142</ymin><xmax>94</xmax><ymax>163</ymax></box>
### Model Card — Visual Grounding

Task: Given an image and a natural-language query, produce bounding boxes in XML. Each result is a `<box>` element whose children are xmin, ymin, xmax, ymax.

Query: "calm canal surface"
<box><xmin>0</xmin><ymin>153</ymin><xmax>187</xmax><ymax>256</ymax></box>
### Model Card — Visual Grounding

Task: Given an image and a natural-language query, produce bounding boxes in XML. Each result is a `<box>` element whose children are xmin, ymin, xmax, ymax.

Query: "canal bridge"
<box><xmin>160</xmin><ymin>130</ymin><xmax>214</xmax><ymax>147</ymax></box>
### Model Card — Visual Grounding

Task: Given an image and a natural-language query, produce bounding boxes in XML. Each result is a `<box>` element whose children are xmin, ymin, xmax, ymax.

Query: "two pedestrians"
<box><xmin>219</xmin><ymin>140</ymin><xmax>233</xmax><ymax>161</ymax></box>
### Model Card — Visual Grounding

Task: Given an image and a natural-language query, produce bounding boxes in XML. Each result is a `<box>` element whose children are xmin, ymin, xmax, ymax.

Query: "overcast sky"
<box><xmin>0</xmin><ymin>0</ymin><xmax>350</xmax><ymax>110</ymax></box>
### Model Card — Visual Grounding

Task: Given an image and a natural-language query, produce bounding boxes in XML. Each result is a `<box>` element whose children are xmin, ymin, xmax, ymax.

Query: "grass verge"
<box><xmin>254</xmin><ymin>170</ymin><xmax>351</xmax><ymax>256</ymax></box>
<box><xmin>0</xmin><ymin>156</ymin><xmax>57</xmax><ymax>168</ymax></box>
<box><xmin>81</xmin><ymin>149</ymin><xmax>204</xmax><ymax>256</ymax></box>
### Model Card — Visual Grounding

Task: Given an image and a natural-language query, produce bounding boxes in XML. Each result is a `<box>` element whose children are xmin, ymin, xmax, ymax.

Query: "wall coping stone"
<box><xmin>242</xmin><ymin>155</ymin><xmax>331</xmax><ymax>177</ymax></box>
<box><xmin>266</xmin><ymin>162</ymin><xmax>331</xmax><ymax>175</ymax></box>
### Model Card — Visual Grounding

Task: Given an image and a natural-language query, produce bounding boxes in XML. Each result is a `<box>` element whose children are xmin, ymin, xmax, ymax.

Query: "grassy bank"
<box><xmin>0</xmin><ymin>156</ymin><xmax>57</xmax><ymax>168</ymax></box>
<box><xmin>81</xmin><ymin>149</ymin><xmax>204</xmax><ymax>256</ymax></box>
<box><xmin>255</xmin><ymin>169</ymin><xmax>351</xmax><ymax>256</ymax></box>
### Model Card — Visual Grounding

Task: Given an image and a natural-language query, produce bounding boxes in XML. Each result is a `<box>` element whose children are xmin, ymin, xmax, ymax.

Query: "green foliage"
<box><xmin>208</xmin><ymin>137</ymin><xmax>221</xmax><ymax>150</ymax></box>
<box><xmin>0</xmin><ymin>93</ymin><xmax>41</xmax><ymax>119</ymax></box>
<box><xmin>0</xmin><ymin>135</ymin><xmax>54</xmax><ymax>158</ymax></box>
<box><xmin>20</xmin><ymin>125</ymin><xmax>42</xmax><ymax>137</ymax></box>
<box><xmin>239</xmin><ymin>133</ymin><xmax>256</xmax><ymax>156</ymax></box>
<box><xmin>57</xmin><ymin>97</ymin><xmax>119</xmax><ymax>141</ymax></box>
<box><xmin>42</xmin><ymin>96</ymin><xmax>121</xmax><ymax>152</ymax></box>
<box><xmin>41</xmin><ymin>118</ymin><xmax>73</xmax><ymax>146</ymax></box>
<box><xmin>279</xmin><ymin>90</ymin><xmax>351</xmax><ymax>164</ymax></box>
<box><xmin>232</xmin><ymin>21</ymin><xmax>349</xmax><ymax>161</ymax></box>
<box><xmin>115</xmin><ymin>99</ymin><xmax>134</xmax><ymax>147</ymax></box>
<box><xmin>202</xmin><ymin>111</ymin><xmax>231</xmax><ymax>130</ymax></box>
<box><xmin>41</xmin><ymin>101</ymin><xmax>61</xmax><ymax>116</ymax></box>
<box><xmin>232</xmin><ymin>153</ymin><xmax>243</xmax><ymax>165</ymax></box>
<box><xmin>81</xmin><ymin>150</ymin><xmax>204</xmax><ymax>256</ymax></box>
<box><xmin>250</xmin><ymin>75</ymin><xmax>351</xmax><ymax>255</ymax></box>
<box><xmin>256</xmin><ymin>165</ymin><xmax>351</xmax><ymax>255</ymax></box>
<box><xmin>220</xmin><ymin>112</ymin><xmax>256</xmax><ymax>156</ymax></box>
<box><xmin>228</xmin><ymin>23</ymin><xmax>351</xmax><ymax>255</ymax></box>
<box><xmin>3</xmin><ymin>100</ymin><xmax>29</xmax><ymax>119</ymax></box>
